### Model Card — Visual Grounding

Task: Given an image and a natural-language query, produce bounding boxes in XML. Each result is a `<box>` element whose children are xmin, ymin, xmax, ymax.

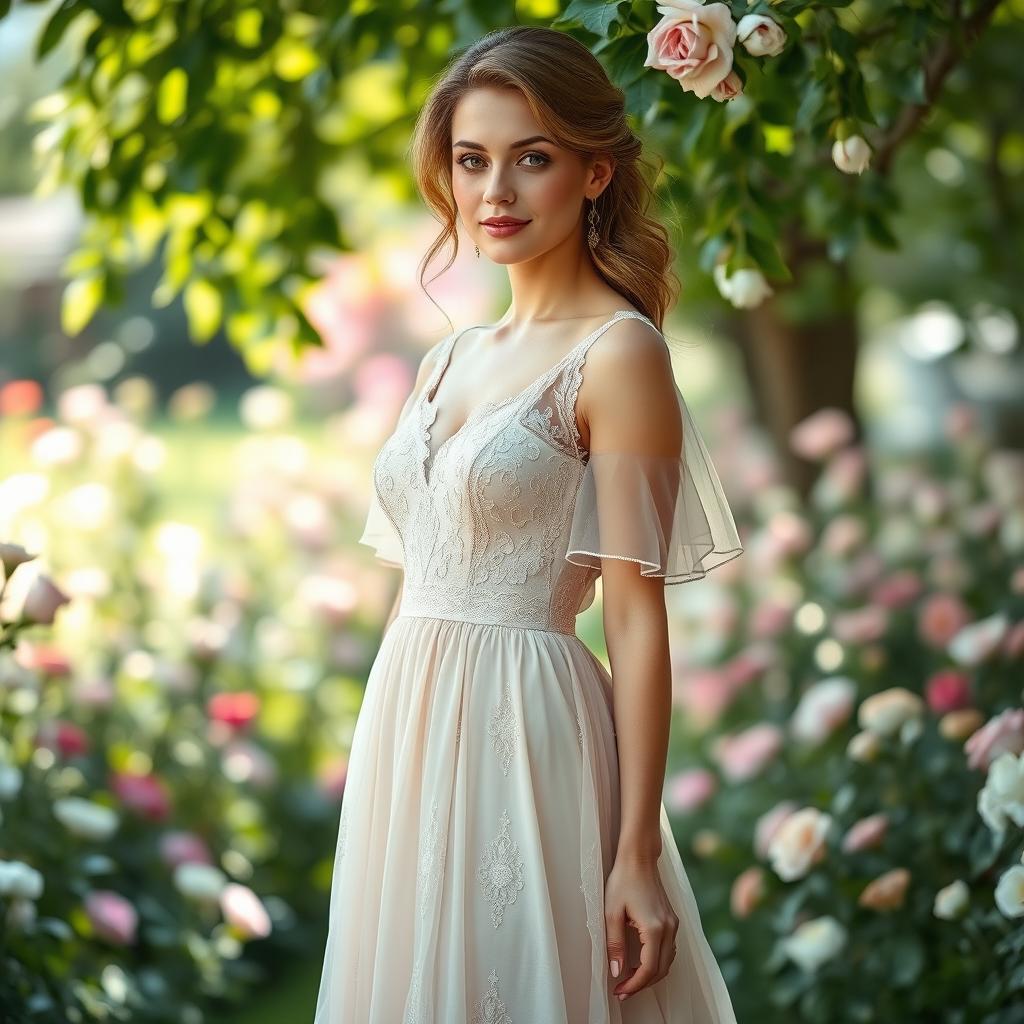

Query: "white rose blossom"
<box><xmin>977</xmin><ymin>751</ymin><xmax>1024</xmax><ymax>834</ymax></box>
<box><xmin>933</xmin><ymin>879</ymin><xmax>970</xmax><ymax>920</ymax></box>
<box><xmin>832</xmin><ymin>134</ymin><xmax>872</xmax><ymax>174</ymax></box>
<box><xmin>736</xmin><ymin>14</ymin><xmax>787</xmax><ymax>57</ymax></box>
<box><xmin>994</xmin><ymin>864</ymin><xmax>1024</xmax><ymax>919</ymax></box>
<box><xmin>781</xmin><ymin>915</ymin><xmax>847</xmax><ymax>972</ymax></box>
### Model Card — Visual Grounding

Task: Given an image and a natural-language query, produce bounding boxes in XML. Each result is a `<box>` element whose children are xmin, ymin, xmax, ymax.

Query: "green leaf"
<box><xmin>36</xmin><ymin>0</ymin><xmax>85</xmax><ymax>61</ymax></box>
<box><xmin>553</xmin><ymin>0</ymin><xmax>625</xmax><ymax>36</ymax></box>
<box><xmin>183</xmin><ymin>279</ymin><xmax>224</xmax><ymax>342</ymax></box>
<box><xmin>746</xmin><ymin>231</ymin><xmax>792</xmax><ymax>281</ymax></box>
<box><xmin>61</xmin><ymin>272</ymin><xmax>105</xmax><ymax>336</ymax></box>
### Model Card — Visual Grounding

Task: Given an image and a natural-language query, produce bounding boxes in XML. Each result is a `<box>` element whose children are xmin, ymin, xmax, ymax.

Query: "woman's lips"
<box><xmin>481</xmin><ymin>220</ymin><xmax>530</xmax><ymax>237</ymax></box>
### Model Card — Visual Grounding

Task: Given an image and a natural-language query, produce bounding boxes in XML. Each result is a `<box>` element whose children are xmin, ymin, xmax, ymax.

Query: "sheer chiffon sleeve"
<box><xmin>357</xmin><ymin>486</ymin><xmax>404</xmax><ymax>568</ymax></box>
<box><xmin>565</xmin><ymin>383</ymin><xmax>743</xmax><ymax>584</ymax></box>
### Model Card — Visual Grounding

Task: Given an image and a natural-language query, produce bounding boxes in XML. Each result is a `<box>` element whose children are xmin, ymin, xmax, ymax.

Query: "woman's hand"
<box><xmin>604</xmin><ymin>852</ymin><xmax>679</xmax><ymax>1001</ymax></box>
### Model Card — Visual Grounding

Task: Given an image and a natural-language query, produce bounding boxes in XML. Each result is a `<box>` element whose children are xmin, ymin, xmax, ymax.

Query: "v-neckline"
<box><xmin>416</xmin><ymin>309</ymin><xmax>647</xmax><ymax>489</ymax></box>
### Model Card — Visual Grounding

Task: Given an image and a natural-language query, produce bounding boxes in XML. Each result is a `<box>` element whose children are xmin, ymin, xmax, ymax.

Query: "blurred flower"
<box><xmin>221</xmin><ymin>739</ymin><xmax>278</xmax><ymax>788</ymax></box>
<box><xmin>69</xmin><ymin>675</ymin><xmax>116</xmax><ymax>708</ymax></box>
<box><xmin>820</xmin><ymin>516</ymin><xmax>866</xmax><ymax>557</ymax></box>
<box><xmin>6</xmin><ymin>896</ymin><xmax>37</xmax><ymax>931</ymax></box>
<box><xmin>754</xmin><ymin>800</ymin><xmax>798</xmax><ymax>859</ymax></box>
<box><xmin>0</xmin><ymin>762</ymin><xmax>22</xmax><ymax>800</ymax></box>
<box><xmin>789</xmin><ymin>408</ymin><xmax>855</xmax><ymax>461</ymax></box>
<box><xmin>712</xmin><ymin>722</ymin><xmax>784</xmax><ymax>782</ymax></box>
<box><xmin>730</xmin><ymin>865</ymin><xmax>766</xmax><ymax>919</ymax></box>
<box><xmin>750</xmin><ymin>596</ymin><xmax>793</xmax><ymax>638</ymax></box>
<box><xmin>939</xmin><ymin>708</ymin><xmax>985</xmax><ymax>741</ymax></box>
<box><xmin>220</xmin><ymin>882</ymin><xmax>272</xmax><ymax>940</ymax></box>
<box><xmin>713</xmin><ymin>263</ymin><xmax>773</xmax><ymax>309</ymax></box>
<box><xmin>53</xmin><ymin>797</ymin><xmax>119</xmax><ymax>841</ymax></box>
<box><xmin>84</xmin><ymin>890</ymin><xmax>138</xmax><ymax>946</ymax></box>
<box><xmin>207</xmin><ymin>691</ymin><xmax>260</xmax><ymax>731</ymax></box>
<box><xmin>665</xmin><ymin>768</ymin><xmax>718</xmax><ymax>813</ymax></box>
<box><xmin>0</xmin><ymin>542</ymin><xmax>36</xmax><ymax>576</ymax></box>
<box><xmin>674</xmin><ymin>668</ymin><xmax>737</xmax><ymax>730</ymax></box>
<box><xmin>870</xmin><ymin>570</ymin><xmax>923</xmax><ymax>609</ymax></box>
<box><xmin>918</xmin><ymin>593</ymin><xmax>973</xmax><ymax>649</ymax></box>
<box><xmin>14</xmin><ymin>641</ymin><xmax>71</xmax><ymax>677</ymax></box>
<box><xmin>857</xmin><ymin>687</ymin><xmax>924</xmax><ymax>737</ymax></box>
<box><xmin>977</xmin><ymin>751</ymin><xmax>1024</xmax><ymax>834</ymax></box>
<box><xmin>832</xmin><ymin>605</ymin><xmax>888</xmax><ymax>645</ymax></box>
<box><xmin>925</xmin><ymin>671</ymin><xmax>973</xmax><ymax>714</ymax></box>
<box><xmin>111</xmin><ymin>771</ymin><xmax>172</xmax><ymax>821</ymax></box>
<box><xmin>36</xmin><ymin>719</ymin><xmax>91</xmax><ymax>758</ymax></box>
<box><xmin>766</xmin><ymin>510</ymin><xmax>813</xmax><ymax>558</ymax></box>
<box><xmin>113</xmin><ymin>376</ymin><xmax>156</xmax><ymax>418</ymax></box>
<box><xmin>736</xmin><ymin>13</ymin><xmax>785</xmax><ymax>55</ymax></box>
<box><xmin>949</xmin><ymin>613</ymin><xmax>1009</xmax><ymax>667</ymax></box>
<box><xmin>21</xmin><ymin>574</ymin><xmax>71</xmax><ymax>625</ymax></box>
<box><xmin>933</xmin><ymin>879</ymin><xmax>970</xmax><ymax>920</ymax></box>
<box><xmin>790</xmin><ymin>677</ymin><xmax>856</xmax><ymax>746</ymax></box>
<box><xmin>814</xmin><ymin>447</ymin><xmax>868</xmax><ymax>506</ymax></box>
<box><xmin>30</xmin><ymin>426</ymin><xmax>83</xmax><ymax>467</ymax></box>
<box><xmin>159</xmin><ymin>831</ymin><xmax>214</xmax><ymax>869</ymax></box>
<box><xmin>239</xmin><ymin>385</ymin><xmax>293</xmax><ymax>431</ymax></box>
<box><xmin>0</xmin><ymin>860</ymin><xmax>44</xmax><ymax>900</ymax></box>
<box><xmin>781</xmin><ymin>915</ymin><xmax>847</xmax><ymax>972</ymax></box>
<box><xmin>1005</xmin><ymin>620</ymin><xmax>1024</xmax><ymax>660</ymax></box>
<box><xmin>0</xmin><ymin>379</ymin><xmax>44</xmax><ymax>417</ymax></box>
<box><xmin>994</xmin><ymin>864</ymin><xmax>1024</xmax><ymax>919</ymax></box>
<box><xmin>692</xmin><ymin>828</ymin><xmax>724</xmax><ymax>858</ymax></box>
<box><xmin>767</xmin><ymin>806</ymin><xmax>831</xmax><ymax>881</ymax></box>
<box><xmin>57</xmin><ymin>384</ymin><xmax>108</xmax><ymax>426</ymax></box>
<box><xmin>859</xmin><ymin>867</ymin><xmax>910</xmax><ymax>911</ymax></box>
<box><xmin>173</xmin><ymin>862</ymin><xmax>227</xmax><ymax>903</ymax></box>
<box><xmin>832</xmin><ymin>134</ymin><xmax>872</xmax><ymax>174</ymax></box>
<box><xmin>965</xmin><ymin>708</ymin><xmax>1024</xmax><ymax>771</ymax></box>
<box><xmin>841</xmin><ymin>813</ymin><xmax>889</xmax><ymax>854</ymax></box>
<box><xmin>57</xmin><ymin>483</ymin><xmax>114</xmax><ymax>532</ymax></box>
<box><xmin>168</xmin><ymin>382</ymin><xmax>216</xmax><ymax>422</ymax></box>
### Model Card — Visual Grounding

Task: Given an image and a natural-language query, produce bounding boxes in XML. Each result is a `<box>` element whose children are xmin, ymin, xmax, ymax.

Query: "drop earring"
<box><xmin>474</xmin><ymin>243</ymin><xmax>480</xmax><ymax>258</ymax></box>
<box><xmin>587</xmin><ymin>199</ymin><xmax>600</xmax><ymax>250</ymax></box>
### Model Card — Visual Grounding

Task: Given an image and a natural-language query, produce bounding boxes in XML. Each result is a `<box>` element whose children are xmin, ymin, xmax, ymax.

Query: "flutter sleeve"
<box><xmin>565</xmin><ymin>380</ymin><xmax>743</xmax><ymax>584</ymax></box>
<box><xmin>357</xmin><ymin>485</ymin><xmax>403</xmax><ymax>568</ymax></box>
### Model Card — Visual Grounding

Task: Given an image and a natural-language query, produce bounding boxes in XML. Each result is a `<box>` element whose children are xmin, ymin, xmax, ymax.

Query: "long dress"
<box><xmin>313</xmin><ymin>308</ymin><xmax>744</xmax><ymax>1023</ymax></box>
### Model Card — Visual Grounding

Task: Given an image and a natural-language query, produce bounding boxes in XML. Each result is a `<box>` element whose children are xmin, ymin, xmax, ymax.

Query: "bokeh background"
<box><xmin>1</xmin><ymin>1</ymin><xmax>1023</xmax><ymax>1022</ymax></box>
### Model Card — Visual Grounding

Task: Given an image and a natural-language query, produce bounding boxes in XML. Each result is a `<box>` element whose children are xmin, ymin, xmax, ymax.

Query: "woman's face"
<box><xmin>450</xmin><ymin>86</ymin><xmax>611</xmax><ymax>265</ymax></box>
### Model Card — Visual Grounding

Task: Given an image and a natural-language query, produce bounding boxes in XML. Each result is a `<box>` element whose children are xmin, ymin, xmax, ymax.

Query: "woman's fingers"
<box><xmin>605</xmin><ymin>904</ymin><xmax>627</xmax><ymax>981</ymax></box>
<box><xmin>613</xmin><ymin>912</ymin><xmax>678</xmax><ymax>999</ymax></box>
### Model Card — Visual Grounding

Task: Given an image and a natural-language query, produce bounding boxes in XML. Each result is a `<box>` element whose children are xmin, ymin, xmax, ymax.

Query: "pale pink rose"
<box><xmin>821</xmin><ymin>515</ymin><xmax>866</xmax><ymax>557</ymax></box>
<box><xmin>220</xmin><ymin>882</ymin><xmax>272</xmax><ymax>940</ymax></box>
<box><xmin>858</xmin><ymin>687</ymin><xmax>925</xmax><ymax>737</ymax></box>
<box><xmin>949</xmin><ymin>613</ymin><xmax>1009</xmax><ymax>667</ymax></box>
<box><xmin>675</xmin><ymin>669</ymin><xmax>738</xmax><ymax>730</ymax></box>
<box><xmin>832</xmin><ymin>605</ymin><xmax>889</xmax><ymax>645</ymax></box>
<box><xmin>710</xmin><ymin>69</ymin><xmax>743</xmax><ymax>102</ymax></box>
<box><xmin>832</xmin><ymin>134</ymin><xmax>872</xmax><ymax>175</ymax></box>
<box><xmin>84</xmin><ymin>890</ymin><xmax>138</xmax><ymax>945</ymax></box>
<box><xmin>871</xmin><ymin>570</ymin><xmax>923</xmax><ymax>609</ymax></box>
<box><xmin>722</xmin><ymin>646</ymin><xmax>773</xmax><ymax>689</ymax></box>
<box><xmin>858</xmin><ymin>867</ymin><xmax>910</xmax><ymax>910</ymax></box>
<box><xmin>730</xmin><ymin>865</ymin><xmax>766</xmax><ymax>918</ymax></box>
<box><xmin>754</xmin><ymin>800</ymin><xmax>798</xmax><ymax>859</ymax></box>
<box><xmin>918</xmin><ymin>593</ymin><xmax>973</xmax><ymax>649</ymax></box>
<box><xmin>712</xmin><ymin>723</ymin><xmax>784</xmax><ymax>782</ymax></box>
<box><xmin>789</xmin><ymin>408</ymin><xmax>855</xmax><ymax>461</ymax></box>
<box><xmin>736</xmin><ymin>13</ymin><xmax>786</xmax><ymax>56</ymax></box>
<box><xmin>767</xmin><ymin>807</ymin><xmax>832</xmax><ymax>881</ymax></box>
<box><xmin>841</xmin><ymin>812</ymin><xmax>889</xmax><ymax>853</ymax></box>
<box><xmin>644</xmin><ymin>0</ymin><xmax>738</xmax><ymax>99</ymax></box>
<box><xmin>767</xmin><ymin>510</ymin><xmax>814</xmax><ymax>558</ymax></box>
<box><xmin>159</xmin><ymin>830</ymin><xmax>213</xmax><ymax>869</ymax></box>
<box><xmin>665</xmin><ymin>767</ymin><xmax>718</xmax><ymax>813</ymax></box>
<box><xmin>0</xmin><ymin>542</ymin><xmax>35</xmax><ymax>577</ymax></box>
<box><xmin>790</xmin><ymin>677</ymin><xmax>857</xmax><ymax>746</ymax></box>
<box><xmin>939</xmin><ymin>708</ymin><xmax>984</xmax><ymax>741</ymax></box>
<box><xmin>965</xmin><ymin>708</ymin><xmax>1024</xmax><ymax>771</ymax></box>
<box><xmin>20</xmin><ymin>574</ymin><xmax>71</xmax><ymax>625</ymax></box>
<box><xmin>925</xmin><ymin>671</ymin><xmax>973</xmax><ymax>714</ymax></box>
<box><xmin>110</xmin><ymin>770</ymin><xmax>171</xmax><ymax>821</ymax></box>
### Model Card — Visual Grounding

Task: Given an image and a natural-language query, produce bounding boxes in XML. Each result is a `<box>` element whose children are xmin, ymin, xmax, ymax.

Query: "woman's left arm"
<box><xmin>576</xmin><ymin>318</ymin><xmax>684</xmax><ymax>1001</ymax></box>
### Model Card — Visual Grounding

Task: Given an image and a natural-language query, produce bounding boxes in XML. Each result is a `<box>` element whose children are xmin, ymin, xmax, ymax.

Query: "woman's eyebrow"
<box><xmin>451</xmin><ymin>135</ymin><xmax>556</xmax><ymax>151</ymax></box>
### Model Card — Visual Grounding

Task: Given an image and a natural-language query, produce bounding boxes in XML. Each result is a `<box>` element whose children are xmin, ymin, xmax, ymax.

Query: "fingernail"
<box><xmin>610</xmin><ymin>959</ymin><xmax>620</xmax><ymax>978</ymax></box>
<box><xmin>617</xmin><ymin>993</ymin><xmax>627</xmax><ymax>1001</ymax></box>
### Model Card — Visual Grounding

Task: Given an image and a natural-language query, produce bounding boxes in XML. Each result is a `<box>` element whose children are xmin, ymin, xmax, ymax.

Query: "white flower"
<box><xmin>53</xmin><ymin>797</ymin><xmax>120</xmax><ymax>841</ymax></box>
<box><xmin>173</xmin><ymin>862</ymin><xmax>227</xmax><ymax>902</ymax></box>
<box><xmin>713</xmin><ymin>263</ymin><xmax>774</xmax><ymax>309</ymax></box>
<box><xmin>857</xmin><ymin>687</ymin><xmax>924</xmax><ymax>737</ymax></box>
<box><xmin>977</xmin><ymin>751</ymin><xmax>1024</xmax><ymax>834</ymax></box>
<box><xmin>0</xmin><ymin>763</ymin><xmax>22</xmax><ymax>801</ymax></box>
<box><xmin>832</xmin><ymin>134</ymin><xmax>872</xmax><ymax>174</ymax></box>
<box><xmin>790</xmin><ymin>676</ymin><xmax>857</xmax><ymax>746</ymax></box>
<box><xmin>781</xmin><ymin>915</ymin><xmax>847</xmax><ymax>972</ymax></box>
<box><xmin>736</xmin><ymin>14</ymin><xmax>786</xmax><ymax>56</ymax></box>
<box><xmin>948</xmin><ymin>613</ymin><xmax>1009</xmax><ymax>667</ymax></box>
<box><xmin>933</xmin><ymin>879</ymin><xmax>970</xmax><ymax>920</ymax></box>
<box><xmin>0</xmin><ymin>859</ymin><xmax>44</xmax><ymax>900</ymax></box>
<box><xmin>846</xmin><ymin>730</ymin><xmax>881</xmax><ymax>763</ymax></box>
<box><xmin>767</xmin><ymin>806</ymin><xmax>832</xmax><ymax>881</ymax></box>
<box><xmin>994</xmin><ymin>865</ymin><xmax>1024</xmax><ymax>918</ymax></box>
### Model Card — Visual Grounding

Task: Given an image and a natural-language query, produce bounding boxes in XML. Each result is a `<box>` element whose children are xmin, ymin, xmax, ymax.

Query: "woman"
<box><xmin>314</xmin><ymin>25</ymin><xmax>743</xmax><ymax>1023</ymax></box>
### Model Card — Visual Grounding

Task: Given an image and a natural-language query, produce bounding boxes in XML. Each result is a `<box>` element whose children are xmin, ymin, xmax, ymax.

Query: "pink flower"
<box><xmin>0</xmin><ymin>542</ymin><xmax>35</xmax><ymax>576</ymax></box>
<box><xmin>925</xmin><ymin>671</ymin><xmax>973</xmax><ymax>714</ymax></box>
<box><xmin>949</xmin><ymin>613</ymin><xmax>1009</xmax><ymax>667</ymax></box>
<box><xmin>858</xmin><ymin>867</ymin><xmax>910</xmax><ymax>911</ymax></box>
<box><xmin>110</xmin><ymin>770</ymin><xmax>171</xmax><ymax>821</ymax></box>
<box><xmin>21</xmin><ymin>574</ymin><xmax>71</xmax><ymax>625</ymax></box>
<box><xmin>220</xmin><ymin>882</ymin><xmax>272</xmax><ymax>940</ymax></box>
<box><xmin>35</xmin><ymin>719</ymin><xmax>90</xmax><ymax>758</ymax></box>
<box><xmin>207</xmin><ymin>691</ymin><xmax>260</xmax><ymax>731</ymax></box>
<box><xmin>665</xmin><ymin>768</ymin><xmax>718</xmax><ymax>813</ymax></box>
<box><xmin>841</xmin><ymin>813</ymin><xmax>889</xmax><ymax>853</ymax></box>
<box><xmin>964</xmin><ymin>708</ymin><xmax>1024</xmax><ymax>771</ymax></box>
<box><xmin>712</xmin><ymin>723</ymin><xmax>784</xmax><ymax>782</ymax></box>
<box><xmin>159</xmin><ymin>831</ymin><xmax>213</xmax><ymax>869</ymax></box>
<box><xmin>84</xmin><ymin>890</ymin><xmax>138</xmax><ymax>945</ymax></box>
<box><xmin>730</xmin><ymin>865</ymin><xmax>766</xmax><ymax>918</ymax></box>
<box><xmin>918</xmin><ymin>593</ymin><xmax>972</xmax><ymax>649</ymax></box>
<box><xmin>871</xmin><ymin>570</ymin><xmax>923</xmax><ymax>609</ymax></box>
<box><xmin>0</xmin><ymin>380</ymin><xmax>44</xmax><ymax>417</ymax></box>
<box><xmin>821</xmin><ymin>515</ymin><xmax>866</xmax><ymax>557</ymax></box>
<box><xmin>14</xmin><ymin>642</ymin><xmax>71</xmax><ymax>678</ymax></box>
<box><xmin>710</xmin><ymin>69</ymin><xmax>743</xmax><ymax>102</ymax></box>
<box><xmin>674</xmin><ymin>668</ymin><xmax>737</xmax><ymax>730</ymax></box>
<box><xmin>750</xmin><ymin>597</ymin><xmax>792</xmax><ymax>638</ymax></box>
<box><xmin>736</xmin><ymin>13</ymin><xmax>786</xmax><ymax>56</ymax></box>
<box><xmin>644</xmin><ymin>0</ymin><xmax>738</xmax><ymax>100</ymax></box>
<box><xmin>832</xmin><ymin>605</ymin><xmax>889</xmax><ymax>645</ymax></box>
<box><xmin>754</xmin><ymin>800</ymin><xmax>798</xmax><ymax>859</ymax></box>
<box><xmin>789</xmin><ymin>408</ymin><xmax>855</xmax><ymax>461</ymax></box>
<box><xmin>767</xmin><ymin>510</ymin><xmax>814</xmax><ymax>558</ymax></box>
<box><xmin>790</xmin><ymin>677</ymin><xmax>857</xmax><ymax>746</ymax></box>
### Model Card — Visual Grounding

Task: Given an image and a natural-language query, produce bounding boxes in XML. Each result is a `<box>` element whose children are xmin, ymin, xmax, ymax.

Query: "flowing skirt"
<box><xmin>313</xmin><ymin>614</ymin><xmax>738</xmax><ymax>1023</ymax></box>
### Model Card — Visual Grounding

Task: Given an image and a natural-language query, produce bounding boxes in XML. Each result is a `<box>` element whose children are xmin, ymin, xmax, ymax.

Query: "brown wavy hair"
<box><xmin>408</xmin><ymin>25</ymin><xmax>680</xmax><ymax>334</ymax></box>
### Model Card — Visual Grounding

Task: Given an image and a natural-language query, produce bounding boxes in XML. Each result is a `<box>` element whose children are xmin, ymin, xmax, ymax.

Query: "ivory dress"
<box><xmin>314</xmin><ymin>309</ymin><xmax>743</xmax><ymax>1023</ymax></box>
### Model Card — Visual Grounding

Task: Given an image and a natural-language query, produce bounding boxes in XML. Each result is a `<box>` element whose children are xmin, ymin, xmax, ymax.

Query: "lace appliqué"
<box><xmin>402</xmin><ymin>962</ymin><xmax>425</xmax><ymax>1024</ymax></box>
<box><xmin>487</xmin><ymin>683</ymin><xmax>518</xmax><ymax>776</ymax></box>
<box><xmin>417</xmin><ymin>797</ymin><xmax>445</xmax><ymax>918</ymax></box>
<box><xmin>478</xmin><ymin>808</ymin><xmax>525</xmax><ymax>928</ymax></box>
<box><xmin>336</xmin><ymin>801</ymin><xmax>350</xmax><ymax>860</ymax></box>
<box><xmin>580</xmin><ymin>836</ymin><xmax>603</xmax><ymax>951</ymax></box>
<box><xmin>470</xmin><ymin>968</ymin><xmax>513</xmax><ymax>1024</ymax></box>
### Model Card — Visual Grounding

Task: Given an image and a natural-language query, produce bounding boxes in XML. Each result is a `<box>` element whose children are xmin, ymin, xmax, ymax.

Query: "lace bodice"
<box><xmin>359</xmin><ymin>310</ymin><xmax>743</xmax><ymax>635</ymax></box>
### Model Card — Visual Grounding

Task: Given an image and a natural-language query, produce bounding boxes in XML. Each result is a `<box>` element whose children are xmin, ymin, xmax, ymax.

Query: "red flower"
<box><xmin>207</xmin><ymin>691</ymin><xmax>260</xmax><ymax>730</ymax></box>
<box><xmin>110</xmin><ymin>770</ymin><xmax>171</xmax><ymax>821</ymax></box>
<box><xmin>36</xmin><ymin>719</ymin><xmax>91</xmax><ymax>758</ymax></box>
<box><xmin>0</xmin><ymin>379</ymin><xmax>44</xmax><ymax>417</ymax></box>
<box><xmin>925</xmin><ymin>670</ymin><xmax>973</xmax><ymax>714</ymax></box>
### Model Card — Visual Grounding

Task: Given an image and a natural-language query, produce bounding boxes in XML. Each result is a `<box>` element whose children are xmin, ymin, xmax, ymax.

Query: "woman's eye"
<box><xmin>456</xmin><ymin>152</ymin><xmax>550</xmax><ymax>170</ymax></box>
<box><xmin>521</xmin><ymin>152</ymin><xmax>549</xmax><ymax>167</ymax></box>
<box><xmin>457</xmin><ymin>154</ymin><xmax>485</xmax><ymax>170</ymax></box>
